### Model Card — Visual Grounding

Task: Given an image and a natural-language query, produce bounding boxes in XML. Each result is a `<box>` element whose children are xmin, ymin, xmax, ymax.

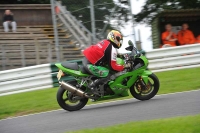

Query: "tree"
<box><xmin>0</xmin><ymin>0</ymin><xmax>49</xmax><ymax>4</ymax></box>
<box><xmin>61</xmin><ymin>0</ymin><xmax>130</xmax><ymax>38</ymax></box>
<box><xmin>134</xmin><ymin>0</ymin><xmax>200</xmax><ymax>24</ymax></box>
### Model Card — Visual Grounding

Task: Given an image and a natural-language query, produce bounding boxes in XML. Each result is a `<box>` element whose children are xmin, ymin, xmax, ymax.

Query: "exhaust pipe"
<box><xmin>59</xmin><ymin>81</ymin><xmax>89</xmax><ymax>98</ymax></box>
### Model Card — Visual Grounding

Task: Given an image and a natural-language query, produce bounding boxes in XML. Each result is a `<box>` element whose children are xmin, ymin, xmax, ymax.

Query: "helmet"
<box><xmin>107</xmin><ymin>30</ymin><xmax>123</xmax><ymax>48</ymax></box>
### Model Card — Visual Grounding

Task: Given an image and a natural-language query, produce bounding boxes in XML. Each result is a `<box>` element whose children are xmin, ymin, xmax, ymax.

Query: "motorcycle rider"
<box><xmin>83</xmin><ymin>30</ymin><xmax>129</xmax><ymax>92</ymax></box>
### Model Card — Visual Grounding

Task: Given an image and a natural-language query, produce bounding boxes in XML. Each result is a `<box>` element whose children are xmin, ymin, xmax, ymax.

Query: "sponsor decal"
<box><xmin>97</xmin><ymin>43</ymin><xmax>103</xmax><ymax>48</ymax></box>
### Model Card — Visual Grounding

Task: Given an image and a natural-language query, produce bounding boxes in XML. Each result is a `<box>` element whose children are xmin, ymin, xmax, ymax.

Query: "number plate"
<box><xmin>57</xmin><ymin>70</ymin><xmax>63</xmax><ymax>80</ymax></box>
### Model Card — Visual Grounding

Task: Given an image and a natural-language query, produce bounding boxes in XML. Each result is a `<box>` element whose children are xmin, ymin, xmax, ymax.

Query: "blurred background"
<box><xmin>0</xmin><ymin>0</ymin><xmax>200</xmax><ymax>70</ymax></box>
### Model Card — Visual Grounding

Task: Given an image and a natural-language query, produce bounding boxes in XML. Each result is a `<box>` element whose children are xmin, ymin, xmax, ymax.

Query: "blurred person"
<box><xmin>177</xmin><ymin>23</ymin><xmax>195</xmax><ymax>45</ymax></box>
<box><xmin>196</xmin><ymin>35</ymin><xmax>200</xmax><ymax>43</ymax></box>
<box><xmin>83</xmin><ymin>30</ymin><xmax>129</xmax><ymax>92</ymax></box>
<box><xmin>2</xmin><ymin>10</ymin><xmax>17</xmax><ymax>32</ymax></box>
<box><xmin>161</xmin><ymin>24</ymin><xmax>177</xmax><ymax>47</ymax></box>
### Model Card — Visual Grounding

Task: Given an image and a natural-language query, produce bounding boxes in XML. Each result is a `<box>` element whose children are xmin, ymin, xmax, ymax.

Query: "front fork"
<box><xmin>138</xmin><ymin>76</ymin><xmax>149</xmax><ymax>91</ymax></box>
<box><xmin>138</xmin><ymin>70</ymin><xmax>152</xmax><ymax>90</ymax></box>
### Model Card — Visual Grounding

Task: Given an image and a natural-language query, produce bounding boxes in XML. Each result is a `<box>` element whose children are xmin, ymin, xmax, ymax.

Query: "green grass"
<box><xmin>67</xmin><ymin>114</ymin><xmax>200</xmax><ymax>133</ymax></box>
<box><xmin>0</xmin><ymin>67</ymin><xmax>200</xmax><ymax>119</ymax></box>
<box><xmin>156</xmin><ymin>67</ymin><xmax>200</xmax><ymax>94</ymax></box>
<box><xmin>0</xmin><ymin>88</ymin><xmax>59</xmax><ymax>119</ymax></box>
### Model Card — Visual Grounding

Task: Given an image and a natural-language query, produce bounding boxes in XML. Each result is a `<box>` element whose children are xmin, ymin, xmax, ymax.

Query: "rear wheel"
<box><xmin>57</xmin><ymin>80</ymin><xmax>88</xmax><ymax>111</ymax></box>
<box><xmin>130</xmin><ymin>73</ymin><xmax>160</xmax><ymax>100</ymax></box>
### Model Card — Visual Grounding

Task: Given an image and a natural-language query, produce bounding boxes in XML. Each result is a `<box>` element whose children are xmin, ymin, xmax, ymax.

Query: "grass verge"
<box><xmin>67</xmin><ymin>114</ymin><xmax>200</xmax><ymax>133</ymax></box>
<box><xmin>0</xmin><ymin>67</ymin><xmax>200</xmax><ymax>119</ymax></box>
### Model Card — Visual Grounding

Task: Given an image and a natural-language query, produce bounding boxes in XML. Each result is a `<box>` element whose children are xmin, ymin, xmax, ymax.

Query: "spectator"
<box><xmin>196</xmin><ymin>35</ymin><xmax>200</xmax><ymax>43</ymax></box>
<box><xmin>177</xmin><ymin>23</ymin><xmax>195</xmax><ymax>45</ymax></box>
<box><xmin>161</xmin><ymin>24</ymin><xmax>177</xmax><ymax>47</ymax></box>
<box><xmin>2</xmin><ymin>10</ymin><xmax>17</xmax><ymax>32</ymax></box>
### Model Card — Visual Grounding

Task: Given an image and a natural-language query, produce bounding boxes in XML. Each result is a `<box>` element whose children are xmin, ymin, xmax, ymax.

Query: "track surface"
<box><xmin>0</xmin><ymin>90</ymin><xmax>200</xmax><ymax>133</ymax></box>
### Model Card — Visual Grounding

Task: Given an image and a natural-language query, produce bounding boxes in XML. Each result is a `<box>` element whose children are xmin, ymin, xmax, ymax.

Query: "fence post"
<box><xmin>59</xmin><ymin>45</ymin><xmax>63</xmax><ymax>61</ymax></box>
<box><xmin>136</xmin><ymin>41</ymin><xmax>142</xmax><ymax>50</ymax></box>
<box><xmin>47</xmin><ymin>42</ymin><xmax>52</xmax><ymax>63</ymax></box>
<box><xmin>35</xmin><ymin>40</ymin><xmax>40</xmax><ymax>65</ymax></box>
<box><xmin>20</xmin><ymin>44</ymin><xmax>26</xmax><ymax>67</ymax></box>
<box><xmin>128</xmin><ymin>0</ymin><xmax>137</xmax><ymax>44</ymax></box>
<box><xmin>1</xmin><ymin>45</ymin><xmax>6</xmax><ymax>70</ymax></box>
<box><xmin>51</xmin><ymin>0</ymin><xmax>60</xmax><ymax>62</ymax></box>
<box><xmin>87</xmin><ymin>34</ymin><xmax>92</xmax><ymax>46</ymax></box>
<box><xmin>136</xmin><ymin>29</ymin><xmax>142</xmax><ymax>50</ymax></box>
<box><xmin>90</xmin><ymin>0</ymin><xmax>96</xmax><ymax>44</ymax></box>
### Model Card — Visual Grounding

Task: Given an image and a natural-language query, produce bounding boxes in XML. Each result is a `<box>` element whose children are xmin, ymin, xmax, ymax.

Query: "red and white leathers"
<box><xmin>83</xmin><ymin>39</ymin><xmax>124</xmax><ymax>72</ymax></box>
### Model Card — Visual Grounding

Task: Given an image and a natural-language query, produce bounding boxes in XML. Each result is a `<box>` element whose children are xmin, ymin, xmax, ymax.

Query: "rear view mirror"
<box><xmin>127</xmin><ymin>40</ymin><xmax>137</xmax><ymax>55</ymax></box>
<box><xmin>125</xmin><ymin>45</ymin><xmax>133</xmax><ymax>51</ymax></box>
<box><xmin>128</xmin><ymin>40</ymin><xmax>134</xmax><ymax>46</ymax></box>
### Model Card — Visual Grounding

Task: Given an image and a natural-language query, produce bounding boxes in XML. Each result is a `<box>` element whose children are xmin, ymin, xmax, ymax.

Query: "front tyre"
<box><xmin>57</xmin><ymin>80</ymin><xmax>88</xmax><ymax>111</ymax></box>
<box><xmin>130</xmin><ymin>73</ymin><xmax>160</xmax><ymax>100</ymax></box>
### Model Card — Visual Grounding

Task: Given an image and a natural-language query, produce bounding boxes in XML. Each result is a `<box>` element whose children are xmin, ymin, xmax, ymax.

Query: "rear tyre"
<box><xmin>57</xmin><ymin>80</ymin><xmax>88</xmax><ymax>111</ymax></box>
<box><xmin>130</xmin><ymin>73</ymin><xmax>160</xmax><ymax>100</ymax></box>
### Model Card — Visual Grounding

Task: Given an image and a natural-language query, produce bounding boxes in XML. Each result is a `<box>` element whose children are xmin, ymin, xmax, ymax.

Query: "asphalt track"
<box><xmin>0</xmin><ymin>90</ymin><xmax>200</xmax><ymax>133</ymax></box>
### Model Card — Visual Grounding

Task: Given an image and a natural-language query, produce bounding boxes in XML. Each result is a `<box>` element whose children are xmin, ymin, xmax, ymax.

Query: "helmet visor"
<box><xmin>116</xmin><ymin>36</ymin><xmax>123</xmax><ymax>48</ymax></box>
<box><xmin>120</xmin><ymin>39</ymin><xmax>123</xmax><ymax>45</ymax></box>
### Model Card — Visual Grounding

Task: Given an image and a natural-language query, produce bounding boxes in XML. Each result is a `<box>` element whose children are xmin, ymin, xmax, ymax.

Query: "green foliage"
<box><xmin>134</xmin><ymin>0</ymin><xmax>200</xmax><ymax>24</ymax></box>
<box><xmin>61</xmin><ymin>0</ymin><xmax>130</xmax><ymax>36</ymax></box>
<box><xmin>0</xmin><ymin>0</ymin><xmax>50</xmax><ymax>4</ymax></box>
<box><xmin>68</xmin><ymin>114</ymin><xmax>200</xmax><ymax>133</ymax></box>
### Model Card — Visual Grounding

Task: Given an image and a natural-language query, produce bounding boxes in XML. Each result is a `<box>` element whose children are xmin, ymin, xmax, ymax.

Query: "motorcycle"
<box><xmin>55</xmin><ymin>40</ymin><xmax>160</xmax><ymax>111</ymax></box>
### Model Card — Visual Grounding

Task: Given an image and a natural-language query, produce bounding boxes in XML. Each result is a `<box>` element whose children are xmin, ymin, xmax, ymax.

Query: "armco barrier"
<box><xmin>0</xmin><ymin>64</ymin><xmax>51</xmax><ymax>82</ymax></box>
<box><xmin>0</xmin><ymin>60</ymin><xmax>82</xmax><ymax>96</ymax></box>
<box><xmin>145</xmin><ymin>43</ymin><xmax>200</xmax><ymax>59</ymax></box>
<box><xmin>149</xmin><ymin>54</ymin><xmax>200</xmax><ymax>70</ymax></box>
<box><xmin>0</xmin><ymin>44</ymin><xmax>200</xmax><ymax>96</ymax></box>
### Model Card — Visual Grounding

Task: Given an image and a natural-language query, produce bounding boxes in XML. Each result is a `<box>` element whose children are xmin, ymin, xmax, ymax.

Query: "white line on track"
<box><xmin>0</xmin><ymin>89</ymin><xmax>200</xmax><ymax>122</ymax></box>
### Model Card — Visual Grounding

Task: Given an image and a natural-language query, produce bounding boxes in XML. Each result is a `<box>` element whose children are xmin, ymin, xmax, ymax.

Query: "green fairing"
<box><xmin>108</xmin><ymin>55</ymin><xmax>150</xmax><ymax>95</ymax></box>
<box><xmin>116</xmin><ymin>58</ymin><xmax>125</xmax><ymax>65</ymax></box>
<box><xmin>139</xmin><ymin>55</ymin><xmax>149</xmax><ymax>66</ymax></box>
<box><xmin>109</xmin><ymin>68</ymin><xmax>145</xmax><ymax>89</ymax></box>
<box><xmin>87</xmin><ymin>64</ymin><xmax>109</xmax><ymax>77</ymax></box>
<box><xmin>141</xmin><ymin>70</ymin><xmax>152</xmax><ymax>84</ymax></box>
<box><xmin>137</xmin><ymin>56</ymin><xmax>151</xmax><ymax>84</ymax></box>
<box><xmin>55</xmin><ymin>63</ymin><xmax>89</xmax><ymax>77</ymax></box>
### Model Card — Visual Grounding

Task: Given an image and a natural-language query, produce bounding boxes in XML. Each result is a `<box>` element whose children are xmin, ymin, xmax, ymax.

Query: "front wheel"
<box><xmin>57</xmin><ymin>80</ymin><xmax>88</xmax><ymax>111</ymax></box>
<box><xmin>130</xmin><ymin>73</ymin><xmax>160</xmax><ymax>100</ymax></box>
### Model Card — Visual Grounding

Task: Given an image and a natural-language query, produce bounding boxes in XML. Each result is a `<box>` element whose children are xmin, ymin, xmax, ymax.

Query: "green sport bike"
<box><xmin>55</xmin><ymin>40</ymin><xmax>160</xmax><ymax>111</ymax></box>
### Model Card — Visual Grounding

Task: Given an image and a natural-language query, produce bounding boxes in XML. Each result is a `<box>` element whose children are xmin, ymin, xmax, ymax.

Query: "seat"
<box><xmin>61</xmin><ymin>62</ymin><xmax>79</xmax><ymax>70</ymax></box>
<box><xmin>79</xmin><ymin>65</ymin><xmax>90</xmax><ymax>74</ymax></box>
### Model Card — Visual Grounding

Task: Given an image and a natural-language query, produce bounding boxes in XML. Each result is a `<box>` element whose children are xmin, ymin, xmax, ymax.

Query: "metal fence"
<box><xmin>0</xmin><ymin>41</ymin><xmax>52</xmax><ymax>70</ymax></box>
<box><xmin>1</xmin><ymin>44</ymin><xmax>200</xmax><ymax>96</ymax></box>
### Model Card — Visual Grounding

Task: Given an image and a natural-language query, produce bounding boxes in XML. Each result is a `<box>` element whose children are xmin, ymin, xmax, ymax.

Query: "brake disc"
<box><xmin>67</xmin><ymin>91</ymin><xmax>79</xmax><ymax>103</ymax></box>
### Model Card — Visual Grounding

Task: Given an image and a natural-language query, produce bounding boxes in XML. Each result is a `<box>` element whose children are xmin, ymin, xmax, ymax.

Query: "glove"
<box><xmin>124</xmin><ymin>63</ymin><xmax>131</xmax><ymax>69</ymax></box>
